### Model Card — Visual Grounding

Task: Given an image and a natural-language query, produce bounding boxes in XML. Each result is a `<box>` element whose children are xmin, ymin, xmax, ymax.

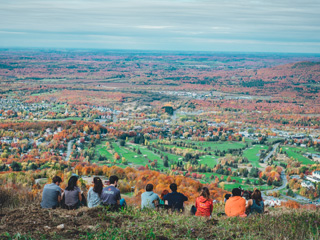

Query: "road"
<box><xmin>66</xmin><ymin>140</ymin><xmax>73</xmax><ymax>161</ymax></box>
<box><xmin>263</xmin><ymin>143</ymin><xmax>279</xmax><ymax>163</ymax></box>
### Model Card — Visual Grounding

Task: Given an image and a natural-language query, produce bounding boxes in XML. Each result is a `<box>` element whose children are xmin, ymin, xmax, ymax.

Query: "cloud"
<box><xmin>0</xmin><ymin>0</ymin><xmax>319</xmax><ymax>52</ymax></box>
<box><xmin>136</xmin><ymin>25</ymin><xmax>173</xmax><ymax>29</ymax></box>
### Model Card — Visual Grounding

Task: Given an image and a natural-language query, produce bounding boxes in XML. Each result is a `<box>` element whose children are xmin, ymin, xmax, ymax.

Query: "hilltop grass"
<box><xmin>1</xmin><ymin>204</ymin><xmax>320</xmax><ymax>240</ymax></box>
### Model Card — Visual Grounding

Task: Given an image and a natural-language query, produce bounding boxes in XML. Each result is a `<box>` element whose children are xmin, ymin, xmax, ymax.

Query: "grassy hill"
<box><xmin>1</xmin><ymin>203</ymin><xmax>319</xmax><ymax>240</ymax></box>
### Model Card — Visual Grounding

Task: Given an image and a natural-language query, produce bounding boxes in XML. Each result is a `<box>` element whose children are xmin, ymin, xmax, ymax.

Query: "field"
<box><xmin>283</xmin><ymin>146</ymin><xmax>316</xmax><ymax>165</ymax></box>
<box><xmin>243</xmin><ymin>145</ymin><xmax>269</xmax><ymax>168</ymax></box>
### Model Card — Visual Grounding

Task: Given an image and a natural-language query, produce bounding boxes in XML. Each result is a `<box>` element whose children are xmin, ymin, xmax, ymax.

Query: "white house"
<box><xmin>312</xmin><ymin>171</ymin><xmax>320</xmax><ymax>178</ymax></box>
<box><xmin>301</xmin><ymin>180</ymin><xmax>315</xmax><ymax>189</ymax></box>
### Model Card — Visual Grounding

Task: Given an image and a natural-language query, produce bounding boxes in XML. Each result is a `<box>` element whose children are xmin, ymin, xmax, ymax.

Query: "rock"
<box><xmin>44</xmin><ymin>226</ymin><xmax>51</xmax><ymax>230</ymax></box>
<box><xmin>57</xmin><ymin>224</ymin><xmax>65</xmax><ymax>230</ymax></box>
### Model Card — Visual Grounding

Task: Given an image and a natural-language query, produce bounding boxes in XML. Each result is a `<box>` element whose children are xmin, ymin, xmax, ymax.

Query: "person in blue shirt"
<box><xmin>163</xmin><ymin>183</ymin><xmax>188</xmax><ymax>212</ymax></box>
<box><xmin>87</xmin><ymin>177</ymin><xmax>103</xmax><ymax>208</ymax></box>
<box><xmin>41</xmin><ymin>176</ymin><xmax>63</xmax><ymax>209</ymax></box>
<box><xmin>101</xmin><ymin>175</ymin><xmax>126</xmax><ymax>211</ymax></box>
<box><xmin>141</xmin><ymin>184</ymin><xmax>160</xmax><ymax>209</ymax></box>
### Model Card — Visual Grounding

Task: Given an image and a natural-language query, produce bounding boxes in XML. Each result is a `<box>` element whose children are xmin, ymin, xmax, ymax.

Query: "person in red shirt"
<box><xmin>195</xmin><ymin>187</ymin><xmax>213</xmax><ymax>217</ymax></box>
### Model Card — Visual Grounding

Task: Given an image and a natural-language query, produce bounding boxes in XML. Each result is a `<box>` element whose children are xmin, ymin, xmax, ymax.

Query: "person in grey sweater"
<box><xmin>141</xmin><ymin>184</ymin><xmax>160</xmax><ymax>209</ymax></box>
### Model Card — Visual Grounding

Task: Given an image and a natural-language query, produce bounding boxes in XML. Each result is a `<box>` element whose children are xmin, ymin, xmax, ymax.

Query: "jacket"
<box><xmin>195</xmin><ymin>196</ymin><xmax>213</xmax><ymax>217</ymax></box>
<box><xmin>225</xmin><ymin>196</ymin><xmax>246</xmax><ymax>217</ymax></box>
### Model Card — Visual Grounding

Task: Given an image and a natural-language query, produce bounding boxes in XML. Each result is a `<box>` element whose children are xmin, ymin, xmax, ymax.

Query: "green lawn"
<box><xmin>198</xmin><ymin>155</ymin><xmax>218</xmax><ymax>168</ymax></box>
<box><xmin>95</xmin><ymin>141</ymin><xmax>114</xmax><ymax>159</ymax></box>
<box><xmin>283</xmin><ymin>146</ymin><xmax>316</xmax><ymax>165</ymax></box>
<box><xmin>243</xmin><ymin>145</ymin><xmax>269</xmax><ymax>168</ymax></box>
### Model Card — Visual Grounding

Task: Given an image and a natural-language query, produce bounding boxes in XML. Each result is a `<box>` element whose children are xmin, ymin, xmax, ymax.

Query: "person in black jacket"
<box><xmin>163</xmin><ymin>183</ymin><xmax>188</xmax><ymax>212</ymax></box>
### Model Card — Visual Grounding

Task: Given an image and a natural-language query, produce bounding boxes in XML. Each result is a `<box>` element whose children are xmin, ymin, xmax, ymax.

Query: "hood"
<box><xmin>145</xmin><ymin>191</ymin><xmax>155</xmax><ymax>196</ymax></box>
<box><xmin>198</xmin><ymin>196</ymin><xmax>209</xmax><ymax>203</ymax></box>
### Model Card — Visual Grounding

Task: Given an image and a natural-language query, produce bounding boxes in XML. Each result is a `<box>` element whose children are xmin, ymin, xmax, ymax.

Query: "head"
<box><xmin>66</xmin><ymin>176</ymin><xmax>78</xmax><ymax>191</ymax></box>
<box><xmin>232</xmin><ymin>188</ymin><xmax>242</xmax><ymax>197</ymax></box>
<box><xmin>199</xmin><ymin>187</ymin><xmax>210</xmax><ymax>199</ymax></box>
<box><xmin>224</xmin><ymin>194</ymin><xmax>231</xmax><ymax>201</ymax></box>
<box><xmin>251</xmin><ymin>189</ymin><xmax>262</xmax><ymax>205</ymax></box>
<box><xmin>146</xmin><ymin>184</ymin><xmax>153</xmax><ymax>192</ymax></box>
<box><xmin>52</xmin><ymin>176</ymin><xmax>62</xmax><ymax>186</ymax></box>
<box><xmin>160</xmin><ymin>190</ymin><xmax>169</xmax><ymax>200</ymax></box>
<box><xmin>243</xmin><ymin>190</ymin><xmax>251</xmax><ymax>200</ymax></box>
<box><xmin>109</xmin><ymin>175</ymin><xmax>119</xmax><ymax>187</ymax></box>
<box><xmin>170</xmin><ymin>183</ymin><xmax>177</xmax><ymax>192</ymax></box>
<box><xmin>93</xmin><ymin>177</ymin><xmax>103</xmax><ymax>195</ymax></box>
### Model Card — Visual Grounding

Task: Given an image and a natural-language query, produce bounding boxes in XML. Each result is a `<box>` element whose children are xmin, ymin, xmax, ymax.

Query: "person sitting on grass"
<box><xmin>87</xmin><ymin>177</ymin><xmax>103</xmax><ymax>208</ymax></box>
<box><xmin>64</xmin><ymin>175</ymin><xmax>82</xmax><ymax>210</ymax></box>
<box><xmin>225</xmin><ymin>188</ymin><xmax>247</xmax><ymax>217</ymax></box>
<box><xmin>158</xmin><ymin>189</ymin><xmax>169</xmax><ymax>209</ymax></box>
<box><xmin>246</xmin><ymin>189</ymin><xmax>264</xmax><ymax>215</ymax></box>
<box><xmin>41</xmin><ymin>176</ymin><xmax>63</xmax><ymax>209</ymax></box>
<box><xmin>101</xmin><ymin>175</ymin><xmax>126</xmax><ymax>211</ymax></box>
<box><xmin>224</xmin><ymin>193</ymin><xmax>231</xmax><ymax>203</ymax></box>
<box><xmin>141</xmin><ymin>183</ymin><xmax>160</xmax><ymax>209</ymax></box>
<box><xmin>163</xmin><ymin>183</ymin><xmax>188</xmax><ymax>212</ymax></box>
<box><xmin>195</xmin><ymin>187</ymin><xmax>214</xmax><ymax>217</ymax></box>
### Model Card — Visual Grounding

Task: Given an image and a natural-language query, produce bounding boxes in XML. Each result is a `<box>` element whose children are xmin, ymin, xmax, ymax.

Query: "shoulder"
<box><xmin>76</xmin><ymin>187</ymin><xmax>81</xmax><ymax>192</ymax></box>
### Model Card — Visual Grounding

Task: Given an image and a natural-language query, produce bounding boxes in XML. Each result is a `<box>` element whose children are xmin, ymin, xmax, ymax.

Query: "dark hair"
<box><xmin>200</xmin><ymin>187</ymin><xmax>210</xmax><ymax>199</ymax></box>
<box><xmin>52</xmin><ymin>176</ymin><xmax>62</xmax><ymax>184</ymax></box>
<box><xmin>170</xmin><ymin>183</ymin><xmax>177</xmax><ymax>192</ymax></box>
<box><xmin>251</xmin><ymin>189</ymin><xmax>262</xmax><ymax>206</ymax></box>
<box><xmin>93</xmin><ymin>177</ymin><xmax>103</xmax><ymax>195</ymax></box>
<box><xmin>232</xmin><ymin>188</ymin><xmax>242</xmax><ymax>196</ymax></box>
<box><xmin>160</xmin><ymin>190</ymin><xmax>169</xmax><ymax>200</ymax></box>
<box><xmin>109</xmin><ymin>175</ymin><xmax>119</xmax><ymax>184</ymax></box>
<box><xmin>146</xmin><ymin>184</ymin><xmax>153</xmax><ymax>192</ymax></box>
<box><xmin>224</xmin><ymin>193</ymin><xmax>231</xmax><ymax>200</ymax></box>
<box><xmin>243</xmin><ymin>190</ymin><xmax>252</xmax><ymax>200</ymax></box>
<box><xmin>66</xmin><ymin>176</ymin><xmax>78</xmax><ymax>191</ymax></box>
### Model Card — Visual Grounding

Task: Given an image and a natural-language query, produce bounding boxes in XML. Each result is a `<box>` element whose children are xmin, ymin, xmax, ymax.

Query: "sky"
<box><xmin>0</xmin><ymin>0</ymin><xmax>320</xmax><ymax>53</ymax></box>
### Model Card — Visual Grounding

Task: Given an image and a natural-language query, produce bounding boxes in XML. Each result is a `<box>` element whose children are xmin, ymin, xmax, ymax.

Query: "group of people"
<box><xmin>41</xmin><ymin>175</ymin><xmax>125</xmax><ymax>210</ymax></box>
<box><xmin>224</xmin><ymin>188</ymin><xmax>264</xmax><ymax>217</ymax></box>
<box><xmin>41</xmin><ymin>175</ymin><xmax>264</xmax><ymax>218</ymax></box>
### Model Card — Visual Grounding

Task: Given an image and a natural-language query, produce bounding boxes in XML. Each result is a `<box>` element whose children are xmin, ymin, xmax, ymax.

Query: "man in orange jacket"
<box><xmin>225</xmin><ymin>188</ymin><xmax>247</xmax><ymax>217</ymax></box>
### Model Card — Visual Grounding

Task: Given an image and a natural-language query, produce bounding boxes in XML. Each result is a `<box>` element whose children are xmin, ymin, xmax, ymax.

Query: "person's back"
<box><xmin>195</xmin><ymin>187</ymin><xmax>213</xmax><ymax>217</ymax></box>
<box><xmin>101</xmin><ymin>176</ymin><xmax>121</xmax><ymax>210</ymax></box>
<box><xmin>41</xmin><ymin>178</ymin><xmax>62</xmax><ymax>209</ymax></box>
<box><xmin>141</xmin><ymin>184</ymin><xmax>160</xmax><ymax>209</ymax></box>
<box><xmin>64</xmin><ymin>186</ymin><xmax>81</xmax><ymax>207</ymax></box>
<box><xmin>87</xmin><ymin>187</ymin><xmax>101</xmax><ymax>208</ymax></box>
<box><xmin>225</xmin><ymin>188</ymin><xmax>246</xmax><ymax>217</ymax></box>
<box><xmin>87</xmin><ymin>177</ymin><xmax>103</xmax><ymax>208</ymax></box>
<box><xmin>247</xmin><ymin>189</ymin><xmax>264</xmax><ymax>215</ymax></box>
<box><xmin>101</xmin><ymin>185</ymin><xmax>120</xmax><ymax>205</ymax></box>
<box><xmin>250</xmin><ymin>199</ymin><xmax>264</xmax><ymax>214</ymax></box>
<box><xmin>64</xmin><ymin>176</ymin><xmax>82</xmax><ymax>209</ymax></box>
<box><xmin>163</xmin><ymin>183</ymin><xmax>188</xmax><ymax>211</ymax></box>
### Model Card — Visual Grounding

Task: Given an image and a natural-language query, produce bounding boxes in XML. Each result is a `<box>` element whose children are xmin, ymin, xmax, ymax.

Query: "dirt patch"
<box><xmin>0</xmin><ymin>206</ymin><xmax>102</xmax><ymax>239</ymax></box>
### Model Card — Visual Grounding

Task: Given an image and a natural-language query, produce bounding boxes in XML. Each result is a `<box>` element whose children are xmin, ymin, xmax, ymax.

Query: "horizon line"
<box><xmin>1</xmin><ymin>46</ymin><xmax>320</xmax><ymax>56</ymax></box>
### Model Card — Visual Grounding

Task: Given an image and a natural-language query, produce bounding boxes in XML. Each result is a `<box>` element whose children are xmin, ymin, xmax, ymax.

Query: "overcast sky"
<box><xmin>0</xmin><ymin>0</ymin><xmax>319</xmax><ymax>53</ymax></box>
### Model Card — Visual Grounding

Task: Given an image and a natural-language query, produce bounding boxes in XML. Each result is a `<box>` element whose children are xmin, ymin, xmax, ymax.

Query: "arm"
<box><xmin>246</xmin><ymin>199</ymin><xmax>252</xmax><ymax>210</ymax></box>
<box><xmin>78</xmin><ymin>192</ymin><xmax>82</xmax><ymax>202</ymax></box>
<box><xmin>183</xmin><ymin>194</ymin><xmax>188</xmax><ymax>202</ymax></box>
